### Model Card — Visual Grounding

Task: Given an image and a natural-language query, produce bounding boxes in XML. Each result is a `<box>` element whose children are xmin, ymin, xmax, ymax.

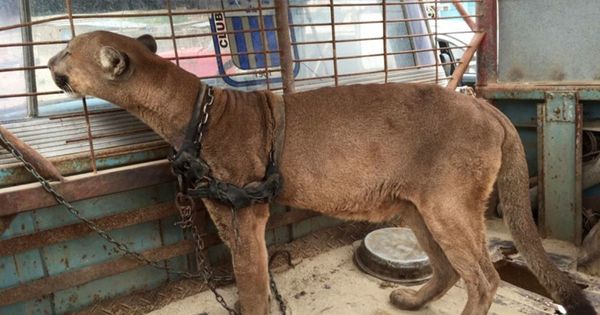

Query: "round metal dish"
<box><xmin>354</xmin><ymin>227</ymin><xmax>432</xmax><ymax>284</ymax></box>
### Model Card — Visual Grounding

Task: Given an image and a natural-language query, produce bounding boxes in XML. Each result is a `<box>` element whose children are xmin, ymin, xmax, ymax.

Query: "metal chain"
<box><xmin>0</xmin><ymin>84</ymin><xmax>287</xmax><ymax>314</ymax></box>
<box><xmin>0</xmin><ymin>128</ymin><xmax>206</xmax><ymax>278</ymax></box>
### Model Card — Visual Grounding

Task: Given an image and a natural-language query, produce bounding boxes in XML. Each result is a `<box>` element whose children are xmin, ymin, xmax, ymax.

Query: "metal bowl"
<box><xmin>354</xmin><ymin>227</ymin><xmax>432</xmax><ymax>284</ymax></box>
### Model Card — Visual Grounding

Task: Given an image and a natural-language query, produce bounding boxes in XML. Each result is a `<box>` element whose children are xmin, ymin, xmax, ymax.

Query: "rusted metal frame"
<box><xmin>294</xmin><ymin>45</ymin><xmax>470</xmax><ymax>62</ymax></box>
<box><xmin>0</xmin><ymin>91</ymin><xmax>61</xmax><ymax>99</ymax></box>
<box><xmin>49</xmin><ymin>108</ymin><xmax>125</xmax><ymax>119</ymax></box>
<box><xmin>0</xmin><ymin>160</ymin><xmax>174</xmax><ymax>216</ymax></box>
<box><xmin>0</xmin><ymin>203</ymin><xmax>178</xmax><ymax>256</ymax></box>
<box><xmin>290</xmin><ymin>30</ymin><xmax>483</xmax><ymax>46</ymax></box>
<box><xmin>446</xmin><ymin>32</ymin><xmax>484</xmax><ymax>89</ymax></box>
<box><xmin>0</xmin><ymin>39</ymin><xmax>66</xmax><ymax>48</ymax></box>
<box><xmin>64</xmin><ymin>127</ymin><xmax>151</xmax><ymax>144</ymax></box>
<box><xmin>63</xmin><ymin>0</ymin><xmax>97</xmax><ymax>174</ymax></box>
<box><xmin>329</xmin><ymin>0</ymin><xmax>339</xmax><ymax>86</ymax></box>
<box><xmin>435</xmin><ymin>0</ymin><xmax>439</xmax><ymax>84</ymax></box>
<box><xmin>0</xmin><ymin>28</ymin><xmax>482</xmax><ymax>49</ymax></box>
<box><xmin>383</xmin><ymin>0</ymin><xmax>389</xmax><ymax>83</ymax></box>
<box><xmin>275</xmin><ymin>0</ymin><xmax>296</xmax><ymax>94</ymax></box>
<box><xmin>165</xmin><ymin>0</ymin><xmax>180</xmax><ymax>67</ymax></box>
<box><xmin>0</xmin><ymin>240</ymin><xmax>198</xmax><ymax>308</ymax></box>
<box><xmin>0</xmin><ymin>16</ymin><xmax>65</xmax><ymax>32</ymax></box>
<box><xmin>476</xmin><ymin>0</ymin><xmax>497</xmax><ymax>86</ymax></box>
<box><xmin>256</xmin><ymin>0</ymin><xmax>271</xmax><ymax>90</ymax></box>
<box><xmin>288</xmin><ymin>0</ymin><xmax>482</xmax><ymax>8</ymax></box>
<box><xmin>0</xmin><ymin>6</ymin><xmax>279</xmax><ymax>31</ymax></box>
<box><xmin>452</xmin><ymin>0</ymin><xmax>476</xmax><ymax>31</ymax></box>
<box><xmin>291</xmin><ymin>60</ymin><xmax>461</xmax><ymax>83</ymax></box>
<box><xmin>288</xmin><ymin>14</ymin><xmax>481</xmax><ymax>27</ymax></box>
<box><xmin>19</xmin><ymin>0</ymin><xmax>38</xmax><ymax>117</ymax></box>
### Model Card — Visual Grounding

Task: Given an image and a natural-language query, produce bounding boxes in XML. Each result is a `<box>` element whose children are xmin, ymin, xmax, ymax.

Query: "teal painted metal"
<box><xmin>0</xmin><ymin>147</ymin><xmax>169</xmax><ymax>188</ymax></box>
<box><xmin>0</xmin><ymin>182</ymin><xmax>185</xmax><ymax>314</ymax></box>
<box><xmin>538</xmin><ymin>92</ymin><xmax>582</xmax><ymax>244</ymax></box>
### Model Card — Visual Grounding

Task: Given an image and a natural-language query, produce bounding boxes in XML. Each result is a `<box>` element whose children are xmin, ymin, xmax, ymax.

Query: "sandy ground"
<box><xmin>149</xmin><ymin>242</ymin><xmax>557</xmax><ymax>315</ymax></box>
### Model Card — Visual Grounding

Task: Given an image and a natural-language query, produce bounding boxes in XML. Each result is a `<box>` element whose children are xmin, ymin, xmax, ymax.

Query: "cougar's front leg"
<box><xmin>204</xmin><ymin>200</ymin><xmax>271</xmax><ymax>315</ymax></box>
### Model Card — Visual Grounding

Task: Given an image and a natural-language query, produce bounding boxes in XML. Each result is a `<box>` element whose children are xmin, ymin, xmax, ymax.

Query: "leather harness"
<box><xmin>169</xmin><ymin>84</ymin><xmax>285</xmax><ymax>210</ymax></box>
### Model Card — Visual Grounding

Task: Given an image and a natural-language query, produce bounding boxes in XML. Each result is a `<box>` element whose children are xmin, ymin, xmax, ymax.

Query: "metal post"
<box><xmin>19</xmin><ymin>0</ymin><xmax>38</xmax><ymax>117</ymax></box>
<box><xmin>275</xmin><ymin>0</ymin><xmax>295</xmax><ymax>94</ymax></box>
<box><xmin>538</xmin><ymin>92</ymin><xmax>582</xmax><ymax>244</ymax></box>
<box><xmin>476</xmin><ymin>0</ymin><xmax>497</xmax><ymax>86</ymax></box>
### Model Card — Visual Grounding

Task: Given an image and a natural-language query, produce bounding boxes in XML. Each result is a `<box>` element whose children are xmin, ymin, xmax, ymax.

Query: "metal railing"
<box><xmin>0</xmin><ymin>0</ymin><xmax>482</xmax><ymax>173</ymax></box>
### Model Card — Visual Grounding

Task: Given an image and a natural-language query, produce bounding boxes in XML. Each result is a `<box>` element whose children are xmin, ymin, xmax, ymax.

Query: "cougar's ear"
<box><xmin>99</xmin><ymin>46</ymin><xmax>130</xmax><ymax>79</ymax></box>
<box><xmin>136</xmin><ymin>34</ymin><xmax>157</xmax><ymax>53</ymax></box>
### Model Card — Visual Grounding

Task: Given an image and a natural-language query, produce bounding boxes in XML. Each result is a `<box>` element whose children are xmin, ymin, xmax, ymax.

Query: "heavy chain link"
<box><xmin>0</xmin><ymin>85</ymin><xmax>287</xmax><ymax>314</ymax></box>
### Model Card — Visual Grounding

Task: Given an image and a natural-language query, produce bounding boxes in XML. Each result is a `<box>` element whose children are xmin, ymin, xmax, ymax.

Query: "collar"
<box><xmin>168</xmin><ymin>85</ymin><xmax>285</xmax><ymax>210</ymax></box>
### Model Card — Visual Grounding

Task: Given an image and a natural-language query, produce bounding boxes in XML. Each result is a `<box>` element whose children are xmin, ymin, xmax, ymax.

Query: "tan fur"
<box><xmin>47</xmin><ymin>31</ymin><xmax>595</xmax><ymax>315</ymax></box>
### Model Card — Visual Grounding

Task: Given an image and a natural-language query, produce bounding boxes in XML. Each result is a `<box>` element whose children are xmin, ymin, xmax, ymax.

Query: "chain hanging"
<box><xmin>0</xmin><ymin>88</ymin><xmax>287</xmax><ymax>314</ymax></box>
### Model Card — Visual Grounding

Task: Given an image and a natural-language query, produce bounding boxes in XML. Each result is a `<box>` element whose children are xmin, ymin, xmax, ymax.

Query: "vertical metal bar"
<box><xmin>19</xmin><ymin>0</ymin><xmax>38</xmax><ymax>117</ymax></box>
<box><xmin>476</xmin><ymin>0</ymin><xmax>497</xmax><ymax>86</ymax></box>
<box><xmin>382</xmin><ymin>0</ymin><xmax>388</xmax><ymax>83</ymax></box>
<box><xmin>452</xmin><ymin>0</ymin><xmax>476</xmax><ymax>31</ymax></box>
<box><xmin>434</xmin><ymin>0</ymin><xmax>438</xmax><ymax>84</ymax></box>
<box><xmin>538</xmin><ymin>92</ymin><xmax>581</xmax><ymax>244</ymax></box>
<box><xmin>166</xmin><ymin>0</ymin><xmax>180</xmax><ymax>67</ymax></box>
<box><xmin>446</xmin><ymin>32</ymin><xmax>484</xmax><ymax>90</ymax></box>
<box><xmin>275</xmin><ymin>0</ymin><xmax>296</xmax><ymax>94</ymax></box>
<box><xmin>65</xmin><ymin>0</ymin><xmax>97</xmax><ymax>173</ymax></box>
<box><xmin>257</xmin><ymin>0</ymin><xmax>271</xmax><ymax>90</ymax></box>
<box><xmin>329</xmin><ymin>0</ymin><xmax>338</xmax><ymax>86</ymax></box>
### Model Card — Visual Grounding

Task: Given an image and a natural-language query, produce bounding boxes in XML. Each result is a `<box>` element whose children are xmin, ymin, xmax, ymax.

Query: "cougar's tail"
<box><xmin>496</xmin><ymin>117</ymin><xmax>596</xmax><ymax>314</ymax></box>
<box><xmin>0</xmin><ymin>125</ymin><xmax>63</xmax><ymax>181</ymax></box>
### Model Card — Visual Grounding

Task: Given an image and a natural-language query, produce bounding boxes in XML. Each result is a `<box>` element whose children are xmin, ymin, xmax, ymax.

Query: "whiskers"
<box><xmin>62</xmin><ymin>82</ymin><xmax>80</xmax><ymax>98</ymax></box>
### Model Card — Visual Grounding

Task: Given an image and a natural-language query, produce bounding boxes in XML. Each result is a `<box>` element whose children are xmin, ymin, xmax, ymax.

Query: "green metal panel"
<box><xmin>0</xmin><ymin>183</ymin><xmax>185</xmax><ymax>314</ymax></box>
<box><xmin>538</xmin><ymin>92</ymin><xmax>582</xmax><ymax>244</ymax></box>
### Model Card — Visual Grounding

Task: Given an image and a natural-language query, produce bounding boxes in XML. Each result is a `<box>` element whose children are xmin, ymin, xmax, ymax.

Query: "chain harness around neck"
<box><xmin>169</xmin><ymin>85</ymin><xmax>283</xmax><ymax>210</ymax></box>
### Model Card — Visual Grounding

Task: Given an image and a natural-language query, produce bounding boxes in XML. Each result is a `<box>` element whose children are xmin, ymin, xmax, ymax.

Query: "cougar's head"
<box><xmin>48</xmin><ymin>31</ymin><xmax>158</xmax><ymax>100</ymax></box>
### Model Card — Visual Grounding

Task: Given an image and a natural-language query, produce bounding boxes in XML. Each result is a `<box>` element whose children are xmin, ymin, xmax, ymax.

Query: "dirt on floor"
<box><xmin>148</xmin><ymin>243</ymin><xmax>557</xmax><ymax>315</ymax></box>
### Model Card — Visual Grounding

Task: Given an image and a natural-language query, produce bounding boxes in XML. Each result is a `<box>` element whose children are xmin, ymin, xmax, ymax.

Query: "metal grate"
<box><xmin>0</xmin><ymin>0</ymin><xmax>481</xmax><ymax>175</ymax></box>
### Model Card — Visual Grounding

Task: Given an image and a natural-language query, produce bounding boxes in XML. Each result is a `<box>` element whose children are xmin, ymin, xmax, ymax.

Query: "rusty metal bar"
<box><xmin>65</xmin><ymin>0</ymin><xmax>97</xmax><ymax>173</ymax></box>
<box><xmin>435</xmin><ymin>0</ymin><xmax>439</xmax><ymax>84</ymax></box>
<box><xmin>288</xmin><ymin>1</ymin><xmax>482</xmax><ymax>8</ymax></box>
<box><xmin>476</xmin><ymin>0</ymin><xmax>496</xmax><ymax>86</ymax></box>
<box><xmin>257</xmin><ymin>0</ymin><xmax>271</xmax><ymax>90</ymax></box>
<box><xmin>0</xmin><ymin>160</ymin><xmax>174</xmax><ymax>216</ymax></box>
<box><xmin>0</xmin><ymin>29</ymin><xmax>481</xmax><ymax>50</ymax></box>
<box><xmin>383</xmin><ymin>0</ymin><xmax>389</xmax><ymax>83</ymax></box>
<box><xmin>446</xmin><ymin>32</ymin><xmax>484</xmax><ymax>89</ymax></box>
<box><xmin>275</xmin><ymin>0</ymin><xmax>296</xmax><ymax>94</ymax></box>
<box><xmin>329</xmin><ymin>0</ymin><xmax>339</xmax><ymax>86</ymax></box>
<box><xmin>166</xmin><ymin>0</ymin><xmax>180</xmax><ymax>67</ymax></box>
<box><xmin>81</xmin><ymin>98</ymin><xmax>98</xmax><ymax>173</ymax></box>
<box><xmin>19</xmin><ymin>0</ymin><xmax>38</xmax><ymax>117</ymax></box>
<box><xmin>0</xmin><ymin>203</ymin><xmax>178</xmax><ymax>256</ymax></box>
<box><xmin>452</xmin><ymin>0</ymin><xmax>476</xmax><ymax>31</ymax></box>
<box><xmin>289</xmin><ymin>14</ymin><xmax>482</xmax><ymax>27</ymax></box>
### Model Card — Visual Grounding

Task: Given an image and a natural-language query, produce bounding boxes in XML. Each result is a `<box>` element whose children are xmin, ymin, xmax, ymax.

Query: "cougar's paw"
<box><xmin>390</xmin><ymin>288</ymin><xmax>425</xmax><ymax>311</ymax></box>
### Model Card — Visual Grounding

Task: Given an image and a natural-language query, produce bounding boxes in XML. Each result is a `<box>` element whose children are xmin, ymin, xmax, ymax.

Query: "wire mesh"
<box><xmin>0</xmin><ymin>0</ymin><xmax>481</xmax><ymax>172</ymax></box>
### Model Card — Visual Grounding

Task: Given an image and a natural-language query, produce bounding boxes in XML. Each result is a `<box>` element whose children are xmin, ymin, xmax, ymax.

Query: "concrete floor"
<box><xmin>148</xmin><ymin>242</ymin><xmax>560</xmax><ymax>315</ymax></box>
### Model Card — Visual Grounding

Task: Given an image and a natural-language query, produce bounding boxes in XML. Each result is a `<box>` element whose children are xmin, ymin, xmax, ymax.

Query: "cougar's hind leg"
<box><xmin>390</xmin><ymin>203</ymin><xmax>459</xmax><ymax>310</ymax></box>
<box><xmin>417</xmin><ymin>195</ymin><xmax>500</xmax><ymax>315</ymax></box>
<box><xmin>204</xmin><ymin>201</ymin><xmax>271</xmax><ymax>315</ymax></box>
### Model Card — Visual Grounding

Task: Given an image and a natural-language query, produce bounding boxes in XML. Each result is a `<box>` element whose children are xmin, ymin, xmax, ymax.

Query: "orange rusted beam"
<box><xmin>452</xmin><ymin>0</ymin><xmax>476</xmax><ymax>31</ymax></box>
<box><xmin>447</xmin><ymin>32</ymin><xmax>485</xmax><ymax>90</ymax></box>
